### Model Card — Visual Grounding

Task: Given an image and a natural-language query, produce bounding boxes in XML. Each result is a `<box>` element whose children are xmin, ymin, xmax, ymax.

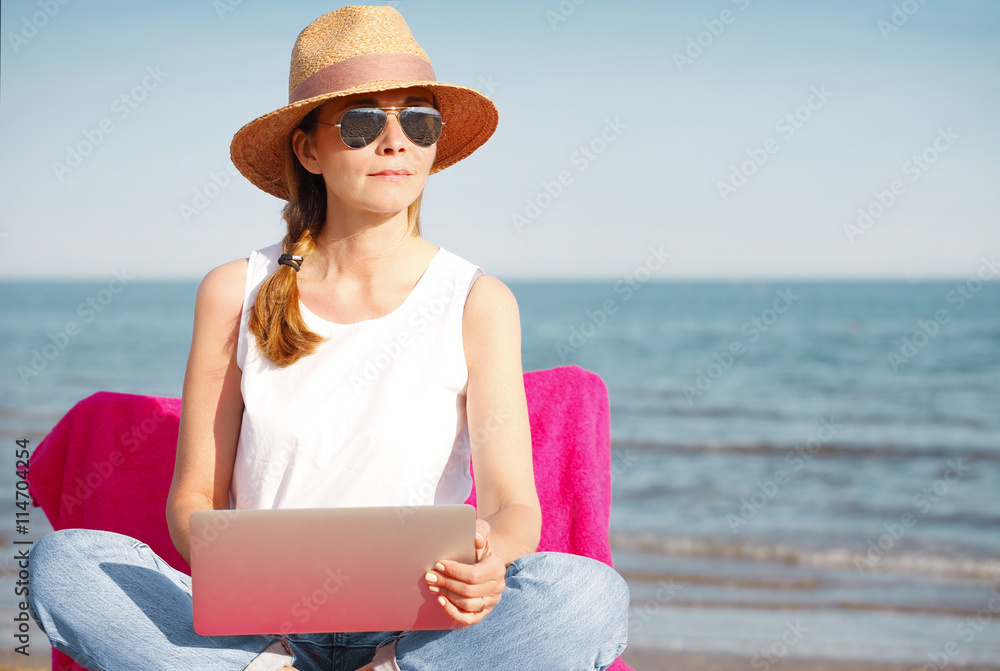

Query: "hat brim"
<box><xmin>230</xmin><ymin>81</ymin><xmax>498</xmax><ymax>201</ymax></box>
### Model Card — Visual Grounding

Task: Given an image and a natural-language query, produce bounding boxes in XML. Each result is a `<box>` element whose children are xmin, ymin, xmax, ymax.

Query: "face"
<box><xmin>291</xmin><ymin>86</ymin><xmax>439</xmax><ymax>217</ymax></box>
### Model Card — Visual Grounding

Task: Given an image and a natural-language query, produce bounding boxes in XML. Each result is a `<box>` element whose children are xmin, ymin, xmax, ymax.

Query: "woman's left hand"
<box><xmin>424</xmin><ymin>518</ymin><xmax>506</xmax><ymax>626</ymax></box>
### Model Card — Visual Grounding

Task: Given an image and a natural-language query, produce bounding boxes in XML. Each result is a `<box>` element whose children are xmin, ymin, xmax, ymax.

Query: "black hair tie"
<box><xmin>278</xmin><ymin>253</ymin><xmax>303</xmax><ymax>272</ymax></box>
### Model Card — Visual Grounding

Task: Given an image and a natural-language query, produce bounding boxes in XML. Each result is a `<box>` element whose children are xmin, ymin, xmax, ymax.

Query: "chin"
<box><xmin>330</xmin><ymin>183</ymin><xmax>416</xmax><ymax>210</ymax></box>
<box><xmin>362</xmin><ymin>192</ymin><xmax>421</xmax><ymax>213</ymax></box>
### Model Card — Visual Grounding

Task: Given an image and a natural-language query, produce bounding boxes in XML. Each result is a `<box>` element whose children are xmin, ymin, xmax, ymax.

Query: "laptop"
<box><xmin>189</xmin><ymin>504</ymin><xmax>477</xmax><ymax>635</ymax></box>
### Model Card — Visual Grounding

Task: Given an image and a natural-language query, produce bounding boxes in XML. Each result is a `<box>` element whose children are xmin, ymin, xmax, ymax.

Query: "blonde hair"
<box><xmin>248</xmin><ymin>105</ymin><xmax>423</xmax><ymax>367</ymax></box>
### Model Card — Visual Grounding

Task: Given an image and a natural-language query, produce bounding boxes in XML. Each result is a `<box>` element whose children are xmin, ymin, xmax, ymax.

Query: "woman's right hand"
<box><xmin>423</xmin><ymin>519</ymin><xmax>507</xmax><ymax>626</ymax></box>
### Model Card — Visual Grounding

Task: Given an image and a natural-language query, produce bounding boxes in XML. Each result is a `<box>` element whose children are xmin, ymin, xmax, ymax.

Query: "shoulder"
<box><xmin>465</xmin><ymin>274</ymin><xmax>518</xmax><ymax>321</ymax></box>
<box><xmin>194</xmin><ymin>257</ymin><xmax>249</xmax><ymax>323</ymax></box>
<box><xmin>185</xmin><ymin>257</ymin><xmax>251</xmax><ymax>364</ymax></box>
<box><xmin>463</xmin><ymin>275</ymin><xmax>521</xmax><ymax>369</ymax></box>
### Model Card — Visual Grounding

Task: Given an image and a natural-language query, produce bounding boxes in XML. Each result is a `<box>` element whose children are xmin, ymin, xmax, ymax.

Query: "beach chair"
<box><xmin>26</xmin><ymin>364</ymin><xmax>633</xmax><ymax>671</ymax></box>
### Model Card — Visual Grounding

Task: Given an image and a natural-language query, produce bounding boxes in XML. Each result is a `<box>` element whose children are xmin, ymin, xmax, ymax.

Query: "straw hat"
<box><xmin>230</xmin><ymin>5</ymin><xmax>498</xmax><ymax>201</ymax></box>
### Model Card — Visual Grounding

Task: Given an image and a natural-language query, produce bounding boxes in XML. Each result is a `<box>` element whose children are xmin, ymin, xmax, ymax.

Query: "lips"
<box><xmin>370</xmin><ymin>169</ymin><xmax>411</xmax><ymax>176</ymax></box>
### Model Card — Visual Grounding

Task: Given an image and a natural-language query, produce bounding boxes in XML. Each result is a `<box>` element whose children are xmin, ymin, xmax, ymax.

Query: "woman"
<box><xmin>27</xmin><ymin>7</ymin><xmax>629</xmax><ymax>670</ymax></box>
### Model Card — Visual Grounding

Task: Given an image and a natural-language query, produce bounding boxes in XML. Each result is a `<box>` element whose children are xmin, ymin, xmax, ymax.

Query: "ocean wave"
<box><xmin>611</xmin><ymin>439</ymin><xmax>1000</xmax><ymax>462</ymax></box>
<box><xmin>628</xmin><ymin>403</ymin><xmax>999</xmax><ymax>432</ymax></box>
<box><xmin>610</xmin><ymin>532</ymin><xmax>1000</xmax><ymax>580</ymax></box>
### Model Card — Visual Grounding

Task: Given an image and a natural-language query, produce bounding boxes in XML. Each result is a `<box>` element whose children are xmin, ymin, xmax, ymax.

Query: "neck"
<box><xmin>304</xmin><ymin>206</ymin><xmax>414</xmax><ymax>284</ymax></box>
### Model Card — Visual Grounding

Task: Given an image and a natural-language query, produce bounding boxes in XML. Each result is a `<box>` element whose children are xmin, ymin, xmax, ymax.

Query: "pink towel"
<box><xmin>28</xmin><ymin>392</ymin><xmax>186</xmax><ymax>570</ymax></box>
<box><xmin>467</xmin><ymin>365</ymin><xmax>614</xmax><ymax>564</ymax></box>
<box><xmin>28</xmin><ymin>364</ymin><xmax>632</xmax><ymax>671</ymax></box>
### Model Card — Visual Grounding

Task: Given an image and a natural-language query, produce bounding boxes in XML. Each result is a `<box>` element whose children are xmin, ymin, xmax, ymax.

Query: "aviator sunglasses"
<box><xmin>315</xmin><ymin>105</ymin><xmax>445</xmax><ymax>149</ymax></box>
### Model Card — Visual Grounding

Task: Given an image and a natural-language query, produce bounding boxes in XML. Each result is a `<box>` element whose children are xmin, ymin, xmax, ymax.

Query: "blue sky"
<box><xmin>1</xmin><ymin>0</ymin><xmax>997</xmax><ymax>280</ymax></box>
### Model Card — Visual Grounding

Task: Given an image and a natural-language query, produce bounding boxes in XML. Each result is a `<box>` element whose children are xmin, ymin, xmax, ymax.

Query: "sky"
<box><xmin>0</xmin><ymin>0</ymin><xmax>997</xmax><ymax>280</ymax></box>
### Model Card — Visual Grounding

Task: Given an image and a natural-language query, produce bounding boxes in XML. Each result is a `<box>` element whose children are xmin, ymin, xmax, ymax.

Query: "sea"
<box><xmin>1</xmin><ymin>278</ymin><xmax>998</xmax><ymax>666</ymax></box>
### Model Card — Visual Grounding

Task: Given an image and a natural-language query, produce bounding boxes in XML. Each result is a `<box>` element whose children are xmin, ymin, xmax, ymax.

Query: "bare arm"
<box><xmin>165</xmin><ymin>259</ymin><xmax>248</xmax><ymax>566</ymax></box>
<box><xmin>424</xmin><ymin>275</ymin><xmax>541</xmax><ymax>626</ymax></box>
<box><xmin>463</xmin><ymin>275</ymin><xmax>542</xmax><ymax>566</ymax></box>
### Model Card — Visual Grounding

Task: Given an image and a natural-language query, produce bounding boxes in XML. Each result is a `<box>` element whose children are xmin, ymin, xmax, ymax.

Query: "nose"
<box><xmin>378</xmin><ymin>110</ymin><xmax>410</xmax><ymax>151</ymax></box>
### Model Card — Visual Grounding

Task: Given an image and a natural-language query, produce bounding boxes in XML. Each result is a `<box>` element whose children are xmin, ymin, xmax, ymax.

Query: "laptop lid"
<box><xmin>189</xmin><ymin>504</ymin><xmax>477</xmax><ymax>635</ymax></box>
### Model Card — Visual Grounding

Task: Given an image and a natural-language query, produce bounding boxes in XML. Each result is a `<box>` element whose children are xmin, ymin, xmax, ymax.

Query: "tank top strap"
<box><xmin>237</xmin><ymin>242</ymin><xmax>283</xmax><ymax>371</ymax></box>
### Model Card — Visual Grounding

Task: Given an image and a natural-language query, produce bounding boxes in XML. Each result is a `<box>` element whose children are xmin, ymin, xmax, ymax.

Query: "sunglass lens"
<box><xmin>400</xmin><ymin>108</ymin><xmax>443</xmax><ymax>147</ymax></box>
<box><xmin>339</xmin><ymin>109</ymin><xmax>386</xmax><ymax>148</ymax></box>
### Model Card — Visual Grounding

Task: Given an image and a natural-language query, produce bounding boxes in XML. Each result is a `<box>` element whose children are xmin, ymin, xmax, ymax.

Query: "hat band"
<box><xmin>289</xmin><ymin>52</ymin><xmax>437</xmax><ymax>104</ymax></box>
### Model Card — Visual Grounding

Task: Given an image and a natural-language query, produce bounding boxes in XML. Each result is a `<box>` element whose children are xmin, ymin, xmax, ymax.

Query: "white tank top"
<box><xmin>229</xmin><ymin>241</ymin><xmax>485</xmax><ymax>510</ymax></box>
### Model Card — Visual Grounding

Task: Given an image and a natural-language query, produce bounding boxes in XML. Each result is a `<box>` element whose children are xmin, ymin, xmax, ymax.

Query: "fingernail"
<box><xmin>425</xmin><ymin>572</ymin><xmax>437</xmax><ymax>583</ymax></box>
<box><xmin>428</xmin><ymin>585</ymin><xmax>439</xmax><ymax>593</ymax></box>
<box><xmin>435</xmin><ymin>562</ymin><xmax>446</xmax><ymax>571</ymax></box>
<box><xmin>438</xmin><ymin>596</ymin><xmax>447</xmax><ymax>606</ymax></box>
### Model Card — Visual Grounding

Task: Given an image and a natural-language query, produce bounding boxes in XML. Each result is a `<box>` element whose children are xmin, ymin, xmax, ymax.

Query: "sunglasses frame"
<box><xmin>316</xmin><ymin>105</ymin><xmax>445</xmax><ymax>149</ymax></box>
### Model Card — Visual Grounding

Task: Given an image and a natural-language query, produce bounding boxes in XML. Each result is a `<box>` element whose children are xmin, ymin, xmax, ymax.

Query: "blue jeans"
<box><xmin>27</xmin><ymin>528</ymin><xmax>629</xmax><ymax>671</ymax></box>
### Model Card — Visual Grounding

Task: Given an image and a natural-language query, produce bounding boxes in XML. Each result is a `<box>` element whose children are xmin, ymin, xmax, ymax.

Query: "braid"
<box><xmin>247</xmin><ymin>227</ymin><xmax>327</xmax><ymax>368</ymax></box>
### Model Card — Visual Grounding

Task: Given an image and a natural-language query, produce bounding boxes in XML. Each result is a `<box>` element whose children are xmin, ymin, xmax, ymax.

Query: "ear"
<box><xmin>291</xmin><ymin>128</ymin><xmax>323</xmax><ymax>175</ymax></box>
